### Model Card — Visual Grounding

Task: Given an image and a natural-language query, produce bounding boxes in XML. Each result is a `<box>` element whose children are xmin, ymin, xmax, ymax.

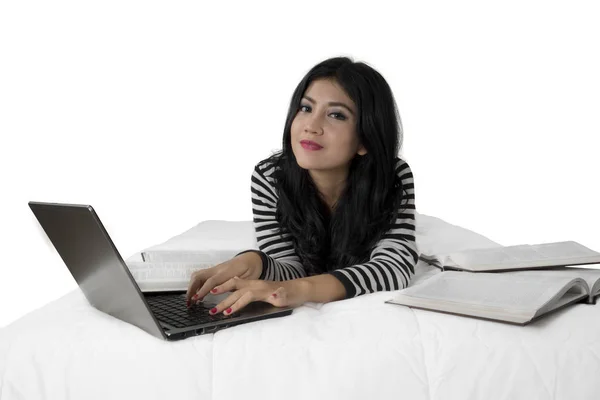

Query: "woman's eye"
<box><xmin>298</xmin><ymin>104</ymin><xmax>346</xmax><ymax>121</ymax></box>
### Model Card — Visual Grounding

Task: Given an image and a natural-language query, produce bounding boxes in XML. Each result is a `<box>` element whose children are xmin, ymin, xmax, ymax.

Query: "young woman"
<box><xmin>185</xmin><ymin>56</ymin><xmax>418</xmax><ymax>316</ymax></box>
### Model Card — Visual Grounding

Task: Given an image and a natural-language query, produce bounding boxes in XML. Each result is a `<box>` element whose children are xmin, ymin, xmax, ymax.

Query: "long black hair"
<box><xmin>263</xmin><ymin>56</ymin><xmax>409</xmax><ymax>276</ymax></box>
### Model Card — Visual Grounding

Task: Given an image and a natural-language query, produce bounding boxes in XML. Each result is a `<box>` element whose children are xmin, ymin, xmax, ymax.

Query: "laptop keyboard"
<box><xmin>145</xmin><ymin>293</ymin><xmax>232</xmax><ymax>328</ymax></box>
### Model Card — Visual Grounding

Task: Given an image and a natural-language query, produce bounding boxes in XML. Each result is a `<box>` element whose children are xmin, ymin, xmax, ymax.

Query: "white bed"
<box><xmin>1</xmin><ymin>213</ymin><xmax>599</xmax><ymax>400</ymax></box>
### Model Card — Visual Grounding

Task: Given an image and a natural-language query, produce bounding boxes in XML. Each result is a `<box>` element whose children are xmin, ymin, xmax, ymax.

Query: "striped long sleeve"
<box><xmin>328</xmin><ymin>159</ymin><xmax>419</xmax><ymax>298</ymax></box>
<box><xmin>236</xmin><ymin>157</ymin><xmax>419</xmax><ymax>299</ymax></box>
<box><xmin>235</xmin><ymin>160</ymin><xmax>308</xmax><ymax>281</ymax></box>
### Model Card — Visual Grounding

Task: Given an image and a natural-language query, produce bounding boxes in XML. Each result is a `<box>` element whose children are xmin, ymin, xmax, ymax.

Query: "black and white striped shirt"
<box><xmin>236</xmin><ymin>156</ymin><xmax>419</xmax><ymax>299</ymax></box>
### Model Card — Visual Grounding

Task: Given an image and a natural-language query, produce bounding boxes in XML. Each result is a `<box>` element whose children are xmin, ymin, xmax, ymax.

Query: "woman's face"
<box><xmin>291</xmin><ymin>78</ymin><xmax>366</xmax><ymax>172</ymax></box>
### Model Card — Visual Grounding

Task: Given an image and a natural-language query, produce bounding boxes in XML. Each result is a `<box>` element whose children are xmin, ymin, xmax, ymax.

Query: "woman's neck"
<box><xmin>308</xmin><ymin>167</ymin><xmax>349</xmax><ymax>211</ymax></box>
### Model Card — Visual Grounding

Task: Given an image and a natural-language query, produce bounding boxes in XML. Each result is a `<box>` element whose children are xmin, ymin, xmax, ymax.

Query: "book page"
<box><xmin>531</xmin><ymin>241</ymin><xmax>600</xmax><ymax>259</ymax></box>
<box><xmin>447</xmin><ymin>245</ymin><xmax>537</xmax><ymax>266</ymax></box>
<box><xmin>506</xmin><ymin>267</ymin><xmax>600</xmax><ymax>299</ymax></box>
<box><xmin>126</xmin><ymin>260</ymin><xmax>215</xmax><ymax>283</ymax></box>
<box><xmin>446</xmin><ymin>241</ymin><xmax>600</xmax><ymax>270</ymax></box>
<box><xmin>141</xmin><ymin>250</ymin><xmax>240</xmax><ymax>263</ymax></box>
<box><xmin>395</xmin><ymin>271</ymin><xmax>586</xmax><ymax>312</ymax></box>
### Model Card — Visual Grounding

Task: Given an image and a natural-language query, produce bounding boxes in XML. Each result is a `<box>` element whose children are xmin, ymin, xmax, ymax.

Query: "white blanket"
<box><xmin>2</xmin><ymin>214</ymin><xmax>599</xmax><ymax>400</ymax></box>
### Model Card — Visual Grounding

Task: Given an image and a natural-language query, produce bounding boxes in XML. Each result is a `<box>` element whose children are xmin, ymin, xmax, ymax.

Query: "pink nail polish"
<box><xmin>210</xmin><ymin>308</ymin><xmax>217</xmax><ymax>314</ymax></box>
<box><xmin>211</xmin><ymin>288</ymin><xmax>218</xmax><ymax>293</ymax></box>
<box><xmin>225</xmin><ymin>307</ymin><xmax>232</xmax><ymax>314</ymax></box>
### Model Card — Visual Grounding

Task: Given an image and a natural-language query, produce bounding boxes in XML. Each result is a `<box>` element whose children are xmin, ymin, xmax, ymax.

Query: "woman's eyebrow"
<box><xmin>302</xmin><ymin>95</ymin><xmax>355</xmax><ymax>116</ymax></box>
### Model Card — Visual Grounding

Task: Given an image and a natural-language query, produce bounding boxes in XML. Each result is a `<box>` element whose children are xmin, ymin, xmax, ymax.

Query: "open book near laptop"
<box><xmin>124</xmin><ymin>250</ymin><xmax>252</xmax><ymax>292</ymax></box>
<box><xmin>386</xmin><ymin>267</ymin><xmax>600</xmax><ymax>326</ymax></box>
<box><xmin>126</xmin><ymin>260</ymin><xmax>215</xmax><ymax>292</ymax></box>
<box><xmin>419</xmin><ymin>241</ymin><xmax>600</xmax><ymax>272</ymax></box>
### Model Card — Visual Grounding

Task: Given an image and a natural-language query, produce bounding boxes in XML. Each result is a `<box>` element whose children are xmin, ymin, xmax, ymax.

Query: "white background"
<box><xmin>1</xmin><ymin>0</ymin><xmax>598</xmax><ymax>328</ymax></box>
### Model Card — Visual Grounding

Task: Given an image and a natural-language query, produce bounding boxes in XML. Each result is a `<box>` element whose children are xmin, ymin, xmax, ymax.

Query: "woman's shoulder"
<box><xmin>252</xmin><ymin>154</ymin><xmax>281</xmax><ymax>187</ymax></box>
<box><xmin>394</xmin><ymin>156</ymin><xmax>414</xmax><ymax>181</ymax></box>
<box><xmin>255</xmin><ymin>155</ymin><xmax>277</xmax><ymax>173</ymax></box>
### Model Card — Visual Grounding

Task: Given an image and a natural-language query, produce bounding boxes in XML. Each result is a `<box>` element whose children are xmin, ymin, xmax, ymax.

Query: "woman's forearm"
<box><xmin>293</xmin><ymin>273</ymin><xmax>347</xmax><ymax>303</ymax></box>
<box><xmin>236</xmin><ymin>252</ymin><xmax>347</xmax><ymax>303</ymax></box>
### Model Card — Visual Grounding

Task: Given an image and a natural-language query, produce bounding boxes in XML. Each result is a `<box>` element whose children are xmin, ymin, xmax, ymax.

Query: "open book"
<box><xmin>421</xmin><ymin>241</ymin><xmax>600</xmax><ymax>272</ymax></box>
<box><xmin>386</xmin><ymin>267</ymin><xmax>600</xmax><ymax>325</ymax></box>
<box><xmin>127</xmin><ymin>249</ymin><xmax>248</xmax><ymax>292</ymax></box>
<box><xmin>140</xmin><ymin>250</ymin><xmax>243</xmax><ymax>263</ymax></box>
<box><xmin>125</xmin><ymin>260</ymin><xmax>216</xmax><ymax>292</ymax></box>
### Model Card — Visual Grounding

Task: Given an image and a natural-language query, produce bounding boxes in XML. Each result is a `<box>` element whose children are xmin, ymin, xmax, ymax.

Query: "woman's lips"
<box><xmin>300</xmin><ymin>141</ymin><xmax>323</xmax><ymax>151</ymax></box>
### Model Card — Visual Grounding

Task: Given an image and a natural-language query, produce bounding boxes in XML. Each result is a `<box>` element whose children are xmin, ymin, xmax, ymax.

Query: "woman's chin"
<box><xmin>295</xmin><ymin>156</ymin><xmax>323</xmax><ymax>170</ymax></box>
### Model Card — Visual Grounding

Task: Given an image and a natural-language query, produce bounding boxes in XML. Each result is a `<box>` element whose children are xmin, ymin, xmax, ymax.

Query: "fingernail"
<box><xmin>271</xmin><ymin>293</ymin><xmax>277</xmax><ymax>298</ymax></box>
<box><xmin>192</xmin><ymin>294</ymin><xmax>198</xmax><ymax>300</ymax></box>
<box><xmin>225</xmin><ymin>307</ymin><xmax>232</xmax><ymax>314</ymax></box>
<box><xmin>186</xmin><ymin>300</ymin><xmax>190</xmax><ymax>307</ymax></box>
<box><xmin>211</xmin><ymin>288</ymin><xmax>218</xmax><ymax>293</ymax></box>
<box><xmin>210</xmin><ymin>308</ymin><xmax>217</xmax><ymax>314</ymax></box>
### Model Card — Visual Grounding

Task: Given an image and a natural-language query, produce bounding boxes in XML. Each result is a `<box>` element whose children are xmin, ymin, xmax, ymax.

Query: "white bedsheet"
<box><xmin>2</xmin><ymin>216</ymin><xmax>599</xmax><ymax>400</ymax></box>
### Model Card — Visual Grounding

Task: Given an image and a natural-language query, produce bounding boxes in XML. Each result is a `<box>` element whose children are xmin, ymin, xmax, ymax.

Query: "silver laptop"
<box><xmin>28</xmin><ymin>201</ymin><xmax>293</xmax><ymax>341</ymax></box>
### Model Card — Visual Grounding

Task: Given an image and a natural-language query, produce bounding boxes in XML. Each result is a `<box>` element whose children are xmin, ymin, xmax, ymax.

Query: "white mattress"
<box><xmin>2</xmin><ymin>214</ymin><xmax>599</xmax><ymax>400</ymax></box>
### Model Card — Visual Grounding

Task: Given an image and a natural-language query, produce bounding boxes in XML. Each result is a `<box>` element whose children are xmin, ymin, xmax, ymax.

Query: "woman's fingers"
<box><xmin>191</xmin><ymin>275</ymin><xmax>223</xmax><ymax>303</ymax></box>
<box><xmin>210</xmin><ymin>281</ymin><xmax>288</xmax><ymax>315</ymax></box>
<box><xmin>211</xmin><ymin>290</ymin><xmax>254</xmax><ymax>316</ymax></box>
<box><xmin>208</xmin><ymin>276</ymin><xmax>241</xmax><ymax>296</ymax></box>
<box><xmin>186</xmin><ymin>268</ymin><xmax>223</xmax><ymax>304</ymax></box>
<box><xmin>266</xmin><ymin>286</ymin><xmax>287</xmax><ymax>307</ymax></box>
<box><xmin>186</xmin><ymin>259</ymin><xmax>246</xmax><ymax>306</ymax></box>
<box><xmin>186</xmin><ymin>270</ymin><xmax>207</xmax><ymax>303</ymax></box>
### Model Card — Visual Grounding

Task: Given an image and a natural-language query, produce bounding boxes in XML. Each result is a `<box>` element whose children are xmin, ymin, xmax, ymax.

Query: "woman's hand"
<box><xmin>185</xmin><ymin>252</ymin><xmax>262</xmax><ymax>307</ymax></box>
<box><xmin>195</xmin><ymin>276</ymin><xmax>308</xmax><ymax>316</ymax></box>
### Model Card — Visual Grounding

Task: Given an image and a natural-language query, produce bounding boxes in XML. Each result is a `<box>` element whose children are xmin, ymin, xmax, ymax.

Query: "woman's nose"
<box><xmin>304</xmin><ymin>114</ymin><xmax>324</xmax><ymax>134</ymax></box>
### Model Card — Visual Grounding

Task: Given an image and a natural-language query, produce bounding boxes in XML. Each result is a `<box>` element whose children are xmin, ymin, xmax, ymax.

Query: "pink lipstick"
<box><xmin>300</xmin><ymin>140</ymin><xmax>323</xmax><ymax>151</ymax></box>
